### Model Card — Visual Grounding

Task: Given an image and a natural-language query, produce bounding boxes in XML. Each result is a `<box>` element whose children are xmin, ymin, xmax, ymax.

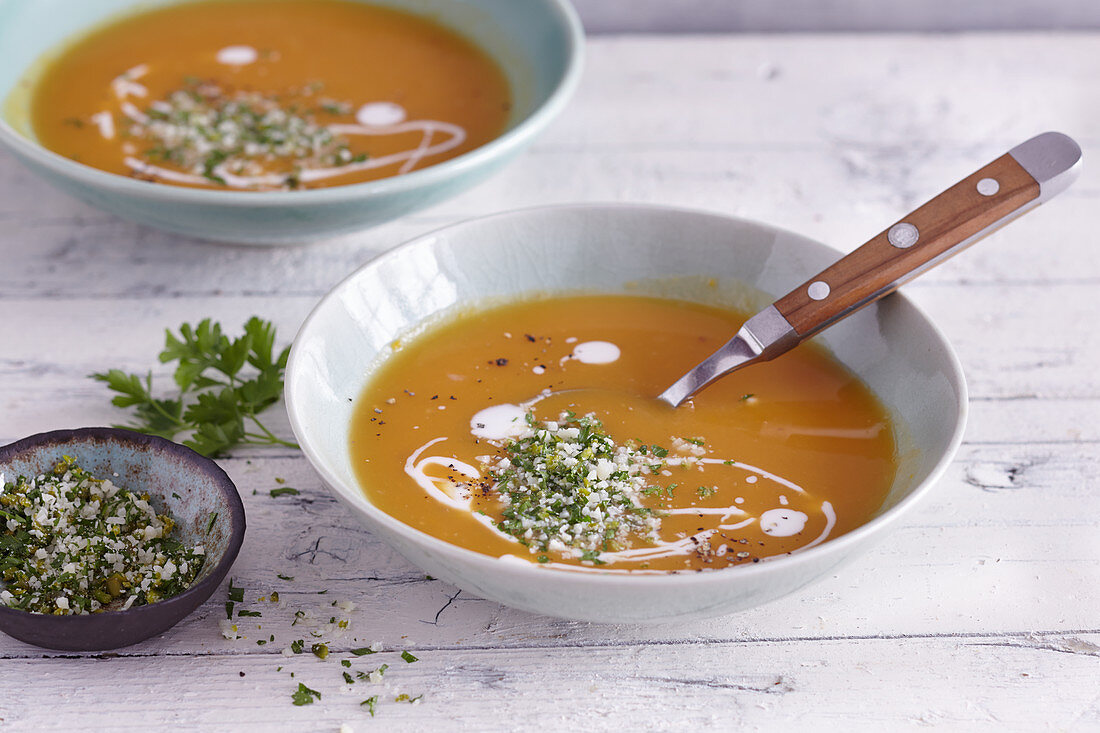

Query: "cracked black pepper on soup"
<box><xmin>349</xmin><ymin>294</ymin><xmax>897</xmax><ymax>573</ymax></box>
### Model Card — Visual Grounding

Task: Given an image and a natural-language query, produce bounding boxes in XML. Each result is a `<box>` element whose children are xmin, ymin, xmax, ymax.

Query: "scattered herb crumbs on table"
<box><xmin>0</xmin><ymin>457</ymin><xmax>204</xmax><ymax>614</ymax></box>
<box><xmin>216</xmin><ymin>576</ymin><xmax>419</xmax><ymax>716</ymax></box>
<box><xmin>270</xmin><ymin>487</ymin><xmax>300</xmax><ymax>497</ymax></box>
<box><xmin>357</xmin><ymin>664</ymin><xmax>389</xmax><ymax>683</ymax></box>
<box><xmin>91</xmin><ymin>316</ymin><xmax>298</xmax><ymax>456</ymax></box>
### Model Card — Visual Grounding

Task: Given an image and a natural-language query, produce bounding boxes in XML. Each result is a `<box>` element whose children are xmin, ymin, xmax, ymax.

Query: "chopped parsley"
<box><xmin>128</xmin><ymin>79</ymin><xmax>368</xmax><ymax>191</ymax></box>
<box><xmin>580</xmin><ymin>549</ymin><xmax>606</xmax><ymax>565</ymax></box>
<box><xmin>361</xmin><ymin>696</ymin><xmax>378</xmax><ymax>716</ymax></box>
<box><xmin>269</xmin><ymin>487</ymin><xmax>300</xmax><ymax>498</ymax></box>
<box><xmin>0</xmin><ymin>458</ymin><xmax>205</xmax><ymax>614</ymax></box>
<box><xmin>357</xmin><ymin>664</ymin><xmax>388</xmax><ymax>683</ymax></box>
<box><xmin>400</xmin><ymin>651</ymin><xmax>418</xmax><ymax>663</ymax></box>
<box><xmin>483</xmin><ymin>412</ymin><xmax>660</xmax><ymax>554</ymax></box>
<box><xmin>291</xmin><ymin>682</ymin><xmax>321</xmax><ymax>706</ymax></box>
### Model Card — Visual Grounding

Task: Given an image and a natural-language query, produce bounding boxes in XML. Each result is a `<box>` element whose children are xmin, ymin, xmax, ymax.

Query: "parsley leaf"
<box><xmin>400</xmin><ymin>650</ymin><xmax>418</xmax><ymax>663</ymax></box>
<box><xmin>91</xmin><ymin>317</ymin><xmax>298</xmax><ymax>457</ymax></box>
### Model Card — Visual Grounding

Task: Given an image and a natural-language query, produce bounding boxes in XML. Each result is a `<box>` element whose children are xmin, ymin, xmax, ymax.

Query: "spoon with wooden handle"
<box><xmin>657</xmin><ymin>131</ymin><xmax>1082</xmax><ymax>408</ymax></box>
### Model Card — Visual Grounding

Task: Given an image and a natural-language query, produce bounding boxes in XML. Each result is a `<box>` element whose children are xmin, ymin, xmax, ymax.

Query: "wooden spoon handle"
<box><xmin>773</xmin><ymin>132</ymin><xmax>1081</xmax><ymax>339</ymax></box>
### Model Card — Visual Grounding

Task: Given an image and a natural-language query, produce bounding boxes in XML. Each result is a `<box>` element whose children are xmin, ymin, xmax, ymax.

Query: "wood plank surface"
<box><xmin>1</xmin><ymin>32</ymin><xmax>1098</xmax><ymax>731</ymax></box>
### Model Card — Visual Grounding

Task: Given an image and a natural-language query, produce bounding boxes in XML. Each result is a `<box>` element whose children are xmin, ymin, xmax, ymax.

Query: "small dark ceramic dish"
<box><xmin>0</xmin><ymin>427</ymin><xmax>245</xmax><ymax>651</ymax></box>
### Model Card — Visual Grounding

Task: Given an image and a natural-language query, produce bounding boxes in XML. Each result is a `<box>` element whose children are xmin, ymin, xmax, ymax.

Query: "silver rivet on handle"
<box><xmin>807</xmin><ymin>281</ymin><xmax>830</xmax><ymax>300</ymax></box>
<box><xmin>976</xmin><ymin>177</ymin><xmax>1000</xmax><ymax>196</ymax></box>
<box><xmin>887</xmin><ymin>222</ymin><xmax>919</xmax><ymax>249</ymax></box>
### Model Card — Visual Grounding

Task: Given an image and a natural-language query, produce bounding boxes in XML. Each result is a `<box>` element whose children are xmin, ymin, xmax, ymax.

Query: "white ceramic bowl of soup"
<box><xmin>286</xmin><ymin>204</ymin><xmax>968</xmax><ymax>623</ymax></box>
<box><xmin>0</xmin><ymin>0</ymin><xmax>583</xmax><ymax>245</ymax></box>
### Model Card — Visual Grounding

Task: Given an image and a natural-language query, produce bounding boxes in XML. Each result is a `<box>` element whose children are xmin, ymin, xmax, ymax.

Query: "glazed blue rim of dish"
<box><xmin>286</xmin><ymin>202</ymin><xmax>970</xmax><ymax>588</ymax></box>
<box><xmin>0</xmin><ymin>427</ymin><xmax>245</xmax><ymax>623</ymax></box>
<box><xmin>0</xmin><ymin>0</ymin><xmax>585</xmax><ymax>205</ymax></box>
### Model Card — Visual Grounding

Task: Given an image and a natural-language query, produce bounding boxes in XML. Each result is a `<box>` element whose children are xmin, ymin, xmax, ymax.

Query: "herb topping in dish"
<box><xmin>130</xmin><ymin>79</ymin><xmax>366</xmax><ymax>190</ymax></box>
<box><xmin>0</xmin><ymin>458</ymin><xmax>205</xmax><ymax>614</ymax></box>
<box><xmin>484</xmin><ymin>412</ymin><xmax>660</xmax><ymax>556</ymax></box>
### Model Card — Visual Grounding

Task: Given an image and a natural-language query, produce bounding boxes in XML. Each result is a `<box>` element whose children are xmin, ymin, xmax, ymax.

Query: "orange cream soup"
<box><xmin>30</xmin><ymin>0</ymin><xmax>511</xmax><ymax>191</ymax></box>
<box><xmin>350</xmin><ymin>295</ymin><xmax>897</xmax><ymax>573</ymax></box>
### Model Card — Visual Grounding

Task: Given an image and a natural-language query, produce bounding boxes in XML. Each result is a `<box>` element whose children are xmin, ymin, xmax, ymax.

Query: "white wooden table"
<box><xmin>1</xmin><ymin>33</ymin><xmax>1098</xmax><ymax>731</ymax></box>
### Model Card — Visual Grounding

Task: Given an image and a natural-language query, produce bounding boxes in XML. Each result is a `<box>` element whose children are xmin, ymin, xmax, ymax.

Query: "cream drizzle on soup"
<box><xmin>28</xmin><ymin>0</ymin><xmax>511</xmax><ymax>191</ymax></box>
<box><xmin>350</xmin><ymin>295</ymin><xmax>897</xmax><ymax>573</ymax></box>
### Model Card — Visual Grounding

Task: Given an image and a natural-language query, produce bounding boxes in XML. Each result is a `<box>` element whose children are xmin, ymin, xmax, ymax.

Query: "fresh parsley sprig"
<box><xmin>91</xmin><ymin>317</ymin><xmax>299</xmax><ymax>457</ymax></box>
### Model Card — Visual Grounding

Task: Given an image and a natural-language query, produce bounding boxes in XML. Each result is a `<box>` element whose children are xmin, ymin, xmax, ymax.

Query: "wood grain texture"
<box><xmin>775</xmin><ymin>153</ymin><xmax>1040</xmax><ymax>336</ymax></box>
<box><xmin>1</xmin><ymin>32</ymin><xmax>1098</xmax><ymax>731</ymax></box>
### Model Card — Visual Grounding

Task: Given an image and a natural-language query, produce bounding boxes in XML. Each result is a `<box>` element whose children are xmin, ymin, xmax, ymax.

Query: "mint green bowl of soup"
<box><xmin>0</xmin><ymin>0</ymin><xmax>583</xmax><ymax>244</ymax></box>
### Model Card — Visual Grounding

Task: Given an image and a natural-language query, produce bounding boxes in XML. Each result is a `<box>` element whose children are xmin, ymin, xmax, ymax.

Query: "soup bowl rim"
<box><xmin>0</xmin><ymin>0</ymin><xmax>585</xmax><ymax>206</ymax></box>
<box><xmin>286</xmin><ymin>201</ymin><xmax>969</xmax><ymax>591</ymax></box>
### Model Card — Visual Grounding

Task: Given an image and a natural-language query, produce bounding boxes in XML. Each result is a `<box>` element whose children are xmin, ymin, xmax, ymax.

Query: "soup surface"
<box><xmin>30</xmin><ymin>0</ymin><xmax>511</xmax><ymax>191</ymax></box>
<box><xmin>350</xmin><ymin>294</ymin><xmax>897</xmax><ymax>573</ymax></box>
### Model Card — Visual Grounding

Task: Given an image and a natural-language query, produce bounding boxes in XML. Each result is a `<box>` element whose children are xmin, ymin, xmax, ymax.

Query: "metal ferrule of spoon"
<box><xmin>658</xmin><ymin>131</ymin><xmax>1083</xmax><ymax>408</ymax></box>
